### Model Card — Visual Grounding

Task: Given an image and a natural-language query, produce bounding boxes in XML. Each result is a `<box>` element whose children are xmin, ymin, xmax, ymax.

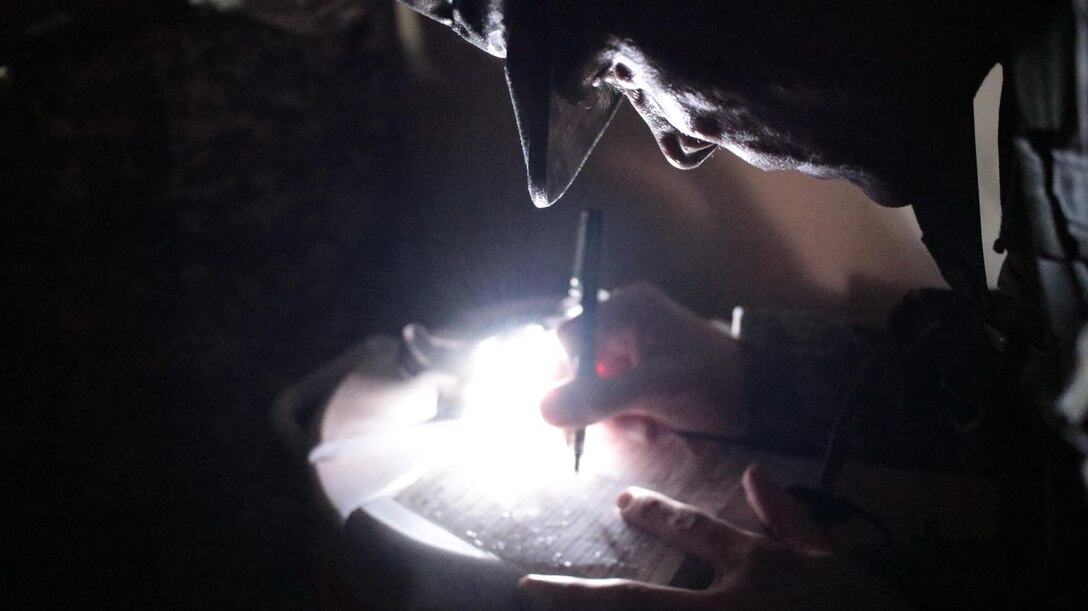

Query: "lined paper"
<box><xmin>395</xmin><ymin>428</ymin><xmax>820</xmax><ymax>584</ymax></box>
<box><xmin>397</xmin><ymin>465</ymin><xmax>684</xmax><ymax>582</ymax></box>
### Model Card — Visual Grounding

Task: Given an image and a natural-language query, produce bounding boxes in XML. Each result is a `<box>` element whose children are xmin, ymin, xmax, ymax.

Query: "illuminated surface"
<box><xmin>311</xmin><ymin>324</ymin><xmax>580</xmax><ymax>515</ymax></box>
<box><xmin>310</xmin><ymin>325</ymin><xmax>821</xmax><ymax>583</ymax></box>
<box><xmin>461</xmin><ymin>324</ymin><xmax>571</xmax><ymax>430</ymax></box>
<box><xmin>457</xmin><ymin>324</ymin><xmax>575</xmax><ymax>478</ymax></box>
<box><xmin>395</xmin><ymin>458</ymin><xmax>687</xmax><ymax>583</ymax></box>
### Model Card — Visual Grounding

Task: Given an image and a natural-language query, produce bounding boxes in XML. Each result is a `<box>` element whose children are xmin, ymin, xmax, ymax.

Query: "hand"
<box><xmin>518</xmin><ymin>465</ymin><xmax>910</xmax><ymax>610</ymax></box>
<box><xmin>542</xmin><ymin>282</ymin><xmax>747</xmax><ymax>438</ymax></box>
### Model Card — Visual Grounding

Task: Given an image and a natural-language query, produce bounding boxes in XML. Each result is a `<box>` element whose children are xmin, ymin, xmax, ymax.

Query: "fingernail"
<box><xmin>616</xmin><ymin>490</ymin><xmax>633</xmax><ymax>510</ymax></box>
<box><xmin>618</xmin><ymin>486</ymin><xmax>652</xmax><ymax>512</ymax></box>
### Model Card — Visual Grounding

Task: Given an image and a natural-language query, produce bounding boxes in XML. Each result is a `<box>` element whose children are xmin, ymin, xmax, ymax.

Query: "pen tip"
<box><xmin>574</xmin><ymin>454</ymin><xmax>581</xmax><ymax>473</ymax></box>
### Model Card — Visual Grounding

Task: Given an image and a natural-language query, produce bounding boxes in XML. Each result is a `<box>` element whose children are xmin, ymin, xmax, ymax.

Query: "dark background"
<box><xmin>2</xmin><ymin>2</ymin><xmax>413</xmax><ymax>607</ymax></box>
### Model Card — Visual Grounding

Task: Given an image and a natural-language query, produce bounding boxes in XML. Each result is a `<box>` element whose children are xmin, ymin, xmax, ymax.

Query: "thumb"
<box><xmin>742</xmin><ymin>464</ymin><xmax>832</xmax><ymax>554</ymax></box>
<box><xmin>539</xmin><ymin>375</ymin><xmax>643</xmax><ymax>428</ymax></box>
<box><xmin>541</xmin><ymin>360</ymin><xmax>745</xmax><ymax>434</ymax></box>
<box><xmin>539</xmin><ymin>362</ymin><xmax>702</xmax><ymax>428</ymax></box>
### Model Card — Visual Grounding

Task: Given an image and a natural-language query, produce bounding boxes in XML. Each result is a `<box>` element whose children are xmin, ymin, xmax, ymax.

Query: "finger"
<box><xmin>518</xmin><ymin>574</ymin><xmax>708</xmax><ymax>611</ymax></box>
<box><xmin>596</xmin><ymin>282</ymin><xmax>672</xmax><ymax>328</ymax></box>
<box><xmin>539</xmin><ymin>362</ymin><xmax>697</xmax><ymax>428</ymax></box>
<box><xmin>557</xmin><ymin>316</ymin><xmax>639</xmax><ymax>378</ymax></box>
<box><xmin>597</xmin><ymin>282</ymin><xmax>717</xmax><ymax>339</ymax></box>
<box><xmin>742</xmin><ymin>464</ymin><xmax>832</xmax><ymax>554</ymax></box>
<box><xmin>540</xmin><ymin>361</ymin><xmax>739</xmax><ymax>432</ymax></box>
<box><xmin>618</xmin><ymin>486</ymin><xmax>752</xmax><ymax>563</ymax></box>
<box><xmin>541</xmin><ymin>378</ymin><xmax>619</xmax><ymax>427</ymax></box>
<box><xmin>557</xmin><ymin>282</ymin><xmax>668</xmax><ymax>356</ymax></box>
<box><xmin>603</xmin><ymin>414</ymin><xmax>665</xmax><ymax>443</ymax></box>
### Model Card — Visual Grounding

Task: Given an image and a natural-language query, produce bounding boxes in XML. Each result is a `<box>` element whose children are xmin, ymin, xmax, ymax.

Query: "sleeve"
<box><xmin>729</xmin><ymin>297</ymin><xmax>970</xmax><ymax>472</ymax></box>
<box><xmin>729</xmin><ymin>306</ymin><xmax>867</xmax><ymax>457</ymax></box>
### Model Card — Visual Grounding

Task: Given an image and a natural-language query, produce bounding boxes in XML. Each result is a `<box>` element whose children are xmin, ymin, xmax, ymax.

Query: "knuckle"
<box><xmin>628</xmin><ymin>495</ymin><xmax>679</xmax><ymax>528</ymax></box>
<box><xmin>632</xmin><ymin>496</ymin><xmax>717</xmax><ymax>533</ymax></box>
<box><xmin>665</xmin><ymin>505</ymin><xmax>705</xmax><ymax>532</ymax></box>
<box><xmin>634</xmin><ymin>495</ymin><xmax>669</xmax><ymax>517</ymax></box>
<box><xmin>682</xmin><ymin>508</ymin><xmax>718</xmax><ymax>533</ymax></box>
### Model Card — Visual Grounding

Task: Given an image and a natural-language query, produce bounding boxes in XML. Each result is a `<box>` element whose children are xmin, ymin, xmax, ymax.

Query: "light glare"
<box><xmin>462</xmin><ymin>324</ymin><xmax>570</xmax><ymax>427</ymax></box>
<box><xmin>457</xmin><ymin>325</ymin><xmax>573</xmax><ymax>476</ymax></box>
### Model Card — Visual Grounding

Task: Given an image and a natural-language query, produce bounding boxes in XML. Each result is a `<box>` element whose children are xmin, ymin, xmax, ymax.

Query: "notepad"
<box><xmin>395</xmin><ymin>429</ymin><xmax>820</xmax><ymax>584</ymax></box>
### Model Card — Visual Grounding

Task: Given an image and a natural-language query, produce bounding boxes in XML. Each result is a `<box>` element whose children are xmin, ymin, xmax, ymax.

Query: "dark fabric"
<box><xmin>976</xmin><ymin>2</ymin><xmax>1088</xmax><ymax>606</ymax></box>
<box><xmin>735</xmin><ymin>307</ymin><xmax>863</xmax><ymax>457</ymax></box>
<box><xmin>1005</xmin><ymin>0</ymin><xmax>1088</xmax><ymax>376</ymax></box>
<box><xmin>736</xmin><ymin>297</ymin><xmax>975</xmax><ymax>473</ymax></box>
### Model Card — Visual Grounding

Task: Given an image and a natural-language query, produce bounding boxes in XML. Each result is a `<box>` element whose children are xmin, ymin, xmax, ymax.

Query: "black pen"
<box><xmin>570</xmin><ymin>210</ymin><xmax>602</xmax><ymax>473</ymax></box>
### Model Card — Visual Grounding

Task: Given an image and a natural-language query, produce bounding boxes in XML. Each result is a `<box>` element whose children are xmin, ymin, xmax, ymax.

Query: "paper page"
<box><xmin>395</xmin><ymin>426</ymin><xmax>821</xmax><ymax>584</ymax></box>
<box><xmin>396</xmin><ymin>465</ymin><xmax>684</xmax><ymax>582</ymax></box>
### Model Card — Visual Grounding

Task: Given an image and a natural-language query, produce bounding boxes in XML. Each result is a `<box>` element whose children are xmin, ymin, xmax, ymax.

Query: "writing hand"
<box><xmin>542</xmin><ymin>282</ymin><xmax>747</xmax><ymax>438</ymax></box>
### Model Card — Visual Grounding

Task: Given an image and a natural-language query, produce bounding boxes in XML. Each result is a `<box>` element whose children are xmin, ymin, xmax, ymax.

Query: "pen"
<box><xmin>570</xmin><ymin>210</ymin><xmax>602</xmax><ymax>472</ymax></box>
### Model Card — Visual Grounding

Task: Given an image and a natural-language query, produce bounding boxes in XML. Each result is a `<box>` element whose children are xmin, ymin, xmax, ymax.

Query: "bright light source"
<box><xmin>462</xmin><ymin>324</ymin><xmax>570</xmax><ymax>426</ymax></box>
<box><xmin>455</xmin><ymin>324</ymin><xmax>574</xmax><ymax>475</ymax></box>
